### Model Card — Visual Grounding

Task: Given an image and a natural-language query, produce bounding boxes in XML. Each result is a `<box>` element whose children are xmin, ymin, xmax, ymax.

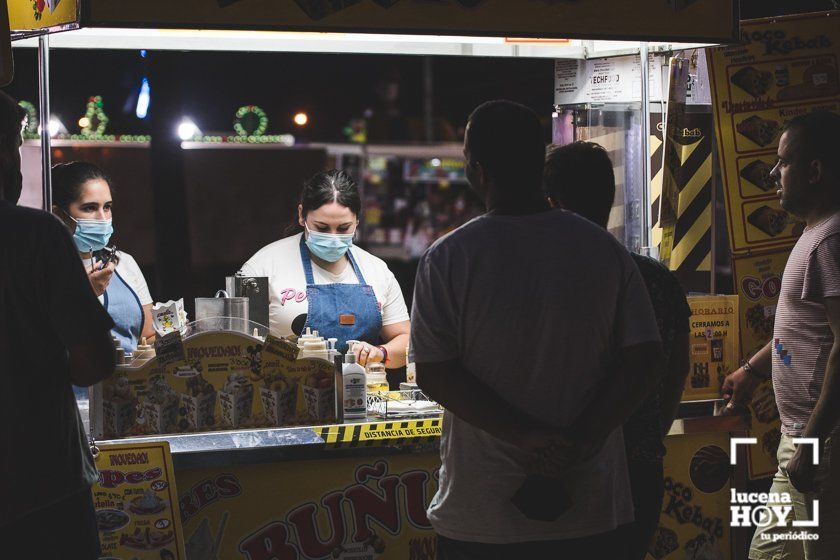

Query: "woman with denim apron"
<box><xmin>52</xmin><ymin>162</ymin><xmax>155</xmax><ymax>357</ymax></box>
<box><xmin>242</xmin><ymin>170</ymin><xmax>411</xmax><ymax>368</ymax></box>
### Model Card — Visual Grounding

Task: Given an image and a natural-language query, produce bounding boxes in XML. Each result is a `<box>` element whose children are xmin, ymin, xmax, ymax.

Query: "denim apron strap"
<box><xmin>103</xmin><ymin>269</ymin><xmax>144</xmax><ymax>353</ymax></box>
<box><xmin>299</xmin><ymin>236</ymin><xmax>383</xmax><ymax>353</ymax></box>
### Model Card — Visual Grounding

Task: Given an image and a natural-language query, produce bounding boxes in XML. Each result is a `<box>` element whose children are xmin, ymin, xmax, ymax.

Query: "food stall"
<box><xmin>6</xmin><ymin>2</ymin><xmax>761</xmax><ymax>559</ymax></box>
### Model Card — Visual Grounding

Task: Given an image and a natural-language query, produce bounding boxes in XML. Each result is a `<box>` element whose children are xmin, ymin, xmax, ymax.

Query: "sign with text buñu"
<box><xmin>176</xmin><ymin>453</ymin><xmax>440</xmax><ymax>560</ymax></box>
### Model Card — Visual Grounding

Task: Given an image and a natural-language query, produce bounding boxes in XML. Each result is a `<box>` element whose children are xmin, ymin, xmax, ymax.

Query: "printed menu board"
<box><xmin>92</xmin><ymin>441</ymin><xmax>186</xmax><ymax>559</ymax></box>
<box><xmin>708</xmin><ymin>11</ymin><xmax>839</xmax><ymax>254</ymax></box>
<box><xmin>684</xmin><ymin>296</ymin><xmax>739</xmax><ymax>402</ymax></box>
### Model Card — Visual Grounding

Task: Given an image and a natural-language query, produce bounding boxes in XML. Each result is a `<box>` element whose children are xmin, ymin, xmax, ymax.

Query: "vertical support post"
<box><xmin>640</xmin><ymin>42</ymin><xmax>652</xmax><ymax>256</ymax></box>
<box><xmin>423</xmin><ymin>56</ymin><xmax>434</xmax><ymax>142</ymax></box>
<box><xmin>38</xmin><ymin>34</ymin><xmax>52</xmax><ymax>211</ymax></box>
<box><xmin>710</xmin><ymin>126</ymin><xmax>718</xmax><ymax>295</ymax></box>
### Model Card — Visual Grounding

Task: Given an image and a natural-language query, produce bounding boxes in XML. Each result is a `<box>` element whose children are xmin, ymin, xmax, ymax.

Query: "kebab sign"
<box><xmin>707</xmin><ymin>11</ymin><xmax>839</xmax><ymax>255</ymax></box>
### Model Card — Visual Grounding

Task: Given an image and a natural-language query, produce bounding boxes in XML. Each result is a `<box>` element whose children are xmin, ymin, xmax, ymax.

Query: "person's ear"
<box><xmin>809</xmin><ymin>159</ymin><xmax>822</xmax><ymax>185</ymax></box>
<box><xmin>298</xmin><ymin>204</ymin><xmax>305</xmax><ymax>227</ymax></box>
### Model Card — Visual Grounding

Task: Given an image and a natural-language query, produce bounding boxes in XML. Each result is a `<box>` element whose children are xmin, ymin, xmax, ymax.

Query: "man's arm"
<box><xmin>568</xmin><ymin>340</ymin><xmax>664</xmax><ymax>445</ymax></box>
<box><xmin>68</xmin><ymin>331</ymin><xmax>117</xmax><ymax>387</ymax></box>
<box><xmin>802</xmin><ymin>297</ymin><xmax>840</xmax><ymax>440</ymax></box>
<box><xmin>659</xmin><ymin>333</ymin><xmax>691</xmax><ymax>435</ymax></box>
<box><xmin>417</xmin><ymin>360</ymin><xmax>568</xmax><ymax>450</ymax></box>
<box><xmin>720</xmin><ymin>340</ymin><xmax>773</xmax><ymax>413</ymax></box>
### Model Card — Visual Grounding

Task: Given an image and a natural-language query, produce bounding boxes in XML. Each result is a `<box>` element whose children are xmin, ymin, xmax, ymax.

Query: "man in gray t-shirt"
<box><xmin>411</xmin><ymin>100</ymin><xmax>663</xmax><ymax>557</ymax></box>
<box><xmin>723</xmin><ymin>111</ymin><xmax>840</xmax><ymax>560</ymax></box>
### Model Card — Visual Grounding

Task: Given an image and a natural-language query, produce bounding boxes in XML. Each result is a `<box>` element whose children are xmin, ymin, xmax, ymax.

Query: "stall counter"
<box><xmin>94</xmin><ymin>413</ymin><xmax>747</xmax><ymax>560</ymax></box>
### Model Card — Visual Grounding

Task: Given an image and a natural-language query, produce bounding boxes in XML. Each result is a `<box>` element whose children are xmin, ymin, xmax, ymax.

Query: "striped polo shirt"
<box><xmin>773</xmin><ymin>211</ymin><xmax>840</xmax><ymax>436</ymax></box>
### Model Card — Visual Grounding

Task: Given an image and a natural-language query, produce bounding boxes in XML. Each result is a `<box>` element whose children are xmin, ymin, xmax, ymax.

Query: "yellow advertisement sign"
<box><xmin>732</xmin><ymin>250</ymin><xmax>789</xmax><ymax>361</ymax></box>
<box><xmin>84</xmin><ymin>0</ymin><xmax>737</xmax><ymax>42</ymax></box>
<box><xmin>92</xmin><ymin>441</ymin><xmax>187</xmax><ymax>559</ymax></box>
<box><xmin>648</xmin><ymin>432</ymin><xmax>732</xmax><ymax>560</ymax></box>
<box><xmin>707</xmin><ymin>11</ymin><xmax>840</xmax><ymax>254</ymax></box>
<box><xmin>732</xmin><ymin>250</ymin><xmax>788</xmax><ymax>479</ymax></box>
<box><xmin>685</xmin><ymin>296</ymin><xmax>739</xmax><ymax>401</ymax></box>
<box><xmin>176</xmin><ymin>452</ymin><xmax>440</xmax><ymax>560</ymax></box>
<box><xmin>94</xmin><ymin>332</ymin><xmax>335</xmax><ymax>440</ymax></box>
<box><xmin>7</xmin><ymin>0</ymin><xmax>78</xmax><ymax>33</ymax></box>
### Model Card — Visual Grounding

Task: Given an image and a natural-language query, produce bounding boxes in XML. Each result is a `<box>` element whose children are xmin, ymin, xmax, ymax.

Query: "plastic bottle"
<box><xmin>327</xmin><ymin>338</ymin><xmax>339</xmax><ymax>362</ymax></box>
<box><xmin>342</xmin><ymin>353</ymin><xmax>367</xmax><ymax>420</ymax></box>
<box><xmin>134</xmin><ymin>337</ymin><xmax>156</xmax><ymax>361</ymax></box>
<box><xmin>300</xmin><ymin>340</ymin><xmax>329</xmax><ymax>361</ymax></box>
<box><xmin>366</xmin><ymin>362</ymin><xmax>388</xmax><ymax>395</ymax></box>
<box><xmin>405</xmin><ymin>342</ymin><xmax>416</xmax><ymax>384</ymax></box>
<box><xmin>297</xmin><ymin>327</ymin><xmax>319</xmax><ymax>347</ymax></box>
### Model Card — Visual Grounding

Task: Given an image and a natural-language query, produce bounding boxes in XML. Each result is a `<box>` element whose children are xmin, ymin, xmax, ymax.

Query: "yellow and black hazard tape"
<box><xmin>316</xmin><ymin>418</ymin><xmax>442</xmax><ymax>448</ymax></box>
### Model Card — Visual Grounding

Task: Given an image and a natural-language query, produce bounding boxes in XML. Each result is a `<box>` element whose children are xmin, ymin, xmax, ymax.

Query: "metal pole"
<box><xmin>423</xmin><ymin>56</ymin><xmax>434</xmax><ymax>142</ymax></box>
<box><xmin>38</xmin><ymin>34</ymin><xmax>52</xmax><ymax>211</ymax></box>
<box><xmin>639</xmin><ymin>42</ymin><xmax>652</xmax><ymax>255</ymax></box>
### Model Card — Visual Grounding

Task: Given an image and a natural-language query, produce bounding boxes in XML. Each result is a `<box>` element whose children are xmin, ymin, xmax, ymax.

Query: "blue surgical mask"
<box><xmin>305</xmin><ymin>225</ymin><xmax>354</xmax><ymax>263</ymax></box>
<box><xmin>71</xmin><ymin>217</ymin><xmax>114</xmax><ymax>252</ymax></box>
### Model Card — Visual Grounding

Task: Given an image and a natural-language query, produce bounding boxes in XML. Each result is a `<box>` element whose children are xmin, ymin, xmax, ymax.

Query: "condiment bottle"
<box><xmin>342</xmin><ymin>353</ymin><xmax>367</xmax><ymax>420</ymax></box>
<box><xmin>366</xmin><ymin>362</ymin><xmax>388</xmax><ymax>394</ymax></box>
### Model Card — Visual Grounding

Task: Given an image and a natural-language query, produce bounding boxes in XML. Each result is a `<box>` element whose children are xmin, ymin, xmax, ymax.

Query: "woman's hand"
<box><xmin>352</xmin><ymin>341</ymin><xmax>385</xmax><ymax>366</ymax></box>
<box><xmin>88</xmin><ymin>261</ymin><xmax>115</xmax><ymax>297</ymax></box>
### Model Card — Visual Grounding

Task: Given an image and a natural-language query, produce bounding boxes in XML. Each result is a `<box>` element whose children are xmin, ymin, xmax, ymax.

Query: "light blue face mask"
<box><xmin>70</xmin><ymin>217</ymin><xmax>114</xmax><ymax>252</ymax></box>
<box><xmin>305</xmin><ymin>224</ymin><xmax>354</xmax><ymax>263</ymax></box>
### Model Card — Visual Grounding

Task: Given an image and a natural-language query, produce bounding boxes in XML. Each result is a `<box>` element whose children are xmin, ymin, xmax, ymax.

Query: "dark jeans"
<box><xmin>0</xmin><ymin>486</ymin><xmax>101</xmax><ymax>559</ymax></box>
<box><xmin>603</xmin><ymin>459</ymin><xmax>665</xmax><ymax>560</ymax></box>
<box><xmin>436</xmin><ymin>531</ymin><xmax>617</xmax><ymax>560</ymax></box>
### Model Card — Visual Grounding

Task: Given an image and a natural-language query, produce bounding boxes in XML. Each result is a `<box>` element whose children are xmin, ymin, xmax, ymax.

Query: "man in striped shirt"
<box><xmin>723</xmin><ymin>111</ymin><xmax>840</xmax><ymax>560</ymax></box>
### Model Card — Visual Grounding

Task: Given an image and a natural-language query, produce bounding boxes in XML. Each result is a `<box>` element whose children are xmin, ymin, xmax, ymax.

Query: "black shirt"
<box><xmin>623</xmin><ymin>254</ymin><xmax>692</xmax><ymax>461</ymax></box>
<box><xmin>0</xmin><ymin>201</ymin><xmax>113</xmax><ymax>524</ymax></box>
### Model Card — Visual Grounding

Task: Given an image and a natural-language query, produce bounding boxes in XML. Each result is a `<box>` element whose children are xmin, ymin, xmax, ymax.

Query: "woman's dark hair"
<box><xmin>51</xmin><ymin>161</ymin><xmax>113</xmax><ymax>211</ymax></box>
<box><xmin>544</xmin><ymin>141</ymin><xmax>616</xmax><ymax>229</ymax></box>
<box><xmin>284</xmin><ymin>170</ymin><xmax>362</xmax><ymax>237</ymax></box>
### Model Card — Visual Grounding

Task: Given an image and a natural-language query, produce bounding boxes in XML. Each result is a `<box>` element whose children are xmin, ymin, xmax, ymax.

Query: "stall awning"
<box><xmin>78</xmin><ymin>0</ymin><xmax>738</xmax><ymax>44</ymax></box>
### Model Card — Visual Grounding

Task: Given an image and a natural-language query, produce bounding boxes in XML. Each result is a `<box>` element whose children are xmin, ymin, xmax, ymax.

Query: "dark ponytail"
<box><xmin>284</xmin><ymin>169</ymin><xmax>362</xmax><ymax>237</ymax></box>
<box><xmin>51</xmin><ymin>161</ymin><xmax>113</xmax><ymax>212</ymax></box>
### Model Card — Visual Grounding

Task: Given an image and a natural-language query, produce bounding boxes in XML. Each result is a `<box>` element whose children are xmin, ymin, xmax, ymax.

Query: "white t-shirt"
<box><xmin>82</xmin><ymin>251</ymin><xmax>153</xmax><ymax>306</ymax></box>
<box><xmin>241</xmin><ymin>233</ymin><xmax>409</xmax><ymax>338</ymax></box>
<box><xmin>411</xmin><ymin>210</ymin><xmax>661</xmax><ymax>543</ymax></box>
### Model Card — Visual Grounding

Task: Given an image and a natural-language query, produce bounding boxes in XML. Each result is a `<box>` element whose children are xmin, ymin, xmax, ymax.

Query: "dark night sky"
<box><xmin>4</xmin><ymin>48</ymin><xmax>556</xmax><ymax>142</ymax></box>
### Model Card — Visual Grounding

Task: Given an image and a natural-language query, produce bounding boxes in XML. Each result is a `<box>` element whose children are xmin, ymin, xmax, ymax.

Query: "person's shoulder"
<box><xmin>813</xmin><ymin>212</ymin><xmax>840</xmax><ymax>246</ymax></box>
<box><xmin>246</xmin><ymin>234</ymin><xmax>302</xmax><ymax>270</ymax></box>
<box><xmin>1</xmin><ymin>204</ymin><xmax>69</xmax><ymax>243</ymax></box>
<box><xmin>350</xmin><ymin>244</ymin><xmax>387</xmax><ymax>269</ymax></box>
<box><xmin>423</xmin><ymin>215</ymin><xmax>488</xmax><ymax>257</ymax></box>
<box><xmin>631</xmin><ymin>253</ymin><xmax>670</xmax><ymax>276</ymax></box>
<box><xmin>2</xmin><ymin>203</ymin><xmax>62</xmax><ymax>229</ymax></box>
<box><xmin>115</xmin><ymin>251</ymin><xmax>142</xmax><ymax>275</ymax></box>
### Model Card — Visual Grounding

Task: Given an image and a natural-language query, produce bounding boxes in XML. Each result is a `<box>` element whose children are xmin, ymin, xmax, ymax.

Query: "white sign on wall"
<box><xmin>555</xmin><ymin>50</ymin><xmax>710</xmax><ymax>106</ymax></box>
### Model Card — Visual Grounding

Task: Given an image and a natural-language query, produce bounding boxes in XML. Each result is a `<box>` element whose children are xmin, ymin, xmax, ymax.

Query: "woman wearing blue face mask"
<box><xmin>241</xmin><ymin>170</ymin><xmax>410</xmax><ymax>368</ymax></box>
<box><xmin>52</xmin><ymin>162</ymin><xmax>155</xmax><ymax>353</ymax></box>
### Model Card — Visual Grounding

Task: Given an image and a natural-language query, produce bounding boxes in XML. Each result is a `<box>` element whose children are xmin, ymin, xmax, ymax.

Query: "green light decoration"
<box><xmin>81</xmin><ymin>96</ymin><xmax>109</xmax><ymax>137</ymax></box>
<box><xmin>234</xmin><ymin>105</ymin><xmax>268</xmax><ymax>137</ymax></box>
<box><xmin>18</xmin><ymin>101</ymin><xmax>38</xmax><ymax>137</ymax></box>
<box><xmin>65</xmin><ymin>134</ymin><xmax>151</xmax><ymax>143</ymax></box>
